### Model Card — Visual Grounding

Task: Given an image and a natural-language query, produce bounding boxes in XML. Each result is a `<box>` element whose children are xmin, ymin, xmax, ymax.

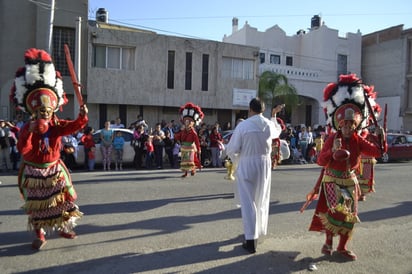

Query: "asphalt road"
<box><xmin>0</xmin><ymin>162</ymin><xmax>411</xmax><ymax>274</ymax></box>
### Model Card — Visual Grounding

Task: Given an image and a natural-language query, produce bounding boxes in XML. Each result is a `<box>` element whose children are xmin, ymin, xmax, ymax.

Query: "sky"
<box><xmin>88</xmin><ymin>0</ymin><xmax>411</xmax><ymax>41</ymax></box>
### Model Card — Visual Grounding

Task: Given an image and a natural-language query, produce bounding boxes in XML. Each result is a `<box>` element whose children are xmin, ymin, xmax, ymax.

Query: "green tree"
<box><xmin>258</xmin><ymin>71</ymin><xmax>299</xmax><ymax>109</ymax></box>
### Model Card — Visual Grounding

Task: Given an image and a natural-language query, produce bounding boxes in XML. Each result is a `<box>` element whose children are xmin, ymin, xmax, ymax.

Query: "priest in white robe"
<box><xmin>226</xmin><ymin>98</ymin><xmax>283</xmax><ymax>253</ymax></box>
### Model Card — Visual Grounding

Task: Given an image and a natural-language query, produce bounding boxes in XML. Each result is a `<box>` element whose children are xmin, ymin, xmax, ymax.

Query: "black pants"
<box><xmin>62</xmin><ymin>151</ymin><xmax>76</xmax><ymax>170</ymax></box>
<box><xmin>154</xmin><ymin>145</ymin><xmax>164</xmax><ymax>168</ymax></box>
<box><xmin>134</xmin><ymin>147</ymin><xmax>144</xmax><ymax>169</ymax></box>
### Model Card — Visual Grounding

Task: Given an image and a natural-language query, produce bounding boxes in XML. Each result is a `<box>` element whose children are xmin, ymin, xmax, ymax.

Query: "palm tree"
<box><xmin>258</xmin><ymin>71</ymin><xmax>299</xmax><ymax>109</ymax></box>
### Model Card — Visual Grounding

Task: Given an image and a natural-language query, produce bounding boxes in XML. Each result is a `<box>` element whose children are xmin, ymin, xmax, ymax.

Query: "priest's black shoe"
<box><xmin>242</xmin><ymin>239</ymin><xmax>257</xmax><ymax>254</ymax></box>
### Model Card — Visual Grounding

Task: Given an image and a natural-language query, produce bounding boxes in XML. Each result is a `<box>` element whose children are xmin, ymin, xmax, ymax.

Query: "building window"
<box><xmin>52</xmin><ymin>27</ymin><xmax>75</xmax><ymax>76</ymax></box>
<box><xmin>93</xmin><ymin>46</ymin><xmax>106</xmax><ymax>68</ymax></box>
<box><xmin>92</xmin><ymin>45</ymin><xmax>135</xmax><ymax>70</ymax></box>
<box><xmin>107</xmin><ymin>47</ymin><xmax>121</xmax><ymax>69</ymax></box>
<box><xmin>167</xmin><ymin>50</ymin><xmax>175</xmax><ymax>89</ymax></box>
<box><xmin>202</xmin><ymin>54</ymin><xmax>209</xmax><ymax>91</ymax></box>
<box><xmin>185</xmin><ymin>52</ymin><xmax>192</xmax><ymax>90</ymax></box>
<box><xmin>337</xmin><ymin>54</ymin><xmax>348</xmax><ymax>76</ymax></box>
<box><xmin>121</xmin><ymin>48</ymin><xmax>135</xmax><ymax>70</ymax></box>
<box><xmin>286</xmin><ymin>56</ymin><xmax>293</xmax><ymax>66</ymax></box>
<box><xmin>259</xmin><ymin>52</ymin><xmax>265</xmax><ymax>64</ymax></box>
<box><xmin>270</xmin><ymin>54</ymin><xmax>281</xmax><ymax>64</ymax></box>
<box><xmin>222</xmin><ymin>57</ymin><xmax>254</xmax><ymax>80</ymax></box>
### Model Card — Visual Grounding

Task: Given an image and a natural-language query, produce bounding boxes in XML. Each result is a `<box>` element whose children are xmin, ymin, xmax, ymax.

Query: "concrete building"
<box><xmin>2</xmin><ymin>3</ymin><xmax>408</xmax><ymax>133</ymax></box>
<box><xmin>86</xmin><ymin>18</ymin><xmax>259</xmax><ymax>129</ymax></box>
<box><xmin>1</xmin><ymin>2</ymin><xmax>259</xmax><ymax>130</ymax></box>
<box><xmin>362</xmin><ymin>25</ymin><xmax>412</xmax><ymax>132</ymax></box>
<box><xmin>223</xmin><ymin>16</ymin><xmax>362</xmax><ymax>128</ymax></box>
<box><xmin>0</xmin><ymin>0</ymin><xmax>88</xmax><ymax>122</ymax></box>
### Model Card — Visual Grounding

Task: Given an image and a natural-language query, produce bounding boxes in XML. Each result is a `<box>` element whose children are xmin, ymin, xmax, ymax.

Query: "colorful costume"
<box><xmin>271</xmin><ymin>117</ymin><xmax>285</xmax><ymax>169</ymax></box>
<box><xmin>306</xmin><ymin>74</ymin><xmax>386</xmax><ymax>260</ymax></box>
<box><xmin>10</xmin><ymin>48</ymin><xmax>88</xmax><ymax>250</ymax></box>
<box><xmin>357</xmin><ymin>130</ymin><xmax>379</xmax><ymax>200</ymax></box>
<box><xmin>174</xmin><ymin>102</ymin><xmax>203</xmax><ymax>177</ymax></box>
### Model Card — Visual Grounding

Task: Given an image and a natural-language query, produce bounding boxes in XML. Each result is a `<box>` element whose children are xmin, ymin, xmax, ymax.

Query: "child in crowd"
<box><xmin>113</xmin><ymin>131</ymin><xmax>125</xmax><ymax>170</ymax></box>
<box><xmin>292</xmin><ymin>146</ymin><xmax>307</xmax><ymax>164</ymax></box>
<box><xmin>308</xmin><ymin>143</ymin><xmax>317</xmax><ymax>163</ymax></box>
<box><xmin>145</xmin><ymin>135</ymin><xmax>154</xmax><ymax>169</ymax></box>
<box><xmin>88</xmin><ymin>146</ymin><xmax>96</xmax><ymax>171</ymax></box>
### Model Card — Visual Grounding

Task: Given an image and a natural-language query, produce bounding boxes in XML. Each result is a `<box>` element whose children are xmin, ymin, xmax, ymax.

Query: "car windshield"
<box><xmin>90</xmin><ymin>129</ymin><xmax>133</xmax><ymax>144</ymax></box>
<box><xmin>387</xmin><ymin>135</ymin><xmax>396</xmax><ymax>144</ymax></box>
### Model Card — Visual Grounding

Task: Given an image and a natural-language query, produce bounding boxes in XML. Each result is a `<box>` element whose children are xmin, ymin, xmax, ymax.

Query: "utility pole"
<box><xmin>47</xmin><ymin>0</ymin><xmax>55</xmax><ymax>53</ymax></box>
<box><xmin>74</xmin><ymin>16</ymin><xmax>82</xmax><ymax>112</ymax></box>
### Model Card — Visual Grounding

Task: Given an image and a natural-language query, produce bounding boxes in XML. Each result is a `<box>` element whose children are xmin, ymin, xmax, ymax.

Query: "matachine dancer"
<box><xmin>10</xmin><ymin>48</ymin><xmax>88</xmax><ymax>250</ymax></box>
<box><xmin>303</xmin><ymin>74</ymin><xmax>386</xmax><ymax>260</ymax></box>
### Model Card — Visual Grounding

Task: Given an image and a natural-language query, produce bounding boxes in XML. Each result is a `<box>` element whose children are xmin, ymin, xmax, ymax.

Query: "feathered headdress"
<box><xmin>179</xmin><ymin>102</ymin><xmax>204</xmax><ymax>126</ymax></box>
<box><xmin>10</xmin><ymin>48</ymin><xmax>67</xmax><ymax>114</ymax></box>
<box><xmin>322</xmin><ymin>74</ymin><xmax>381</xmax><ymax>132</ymax></box>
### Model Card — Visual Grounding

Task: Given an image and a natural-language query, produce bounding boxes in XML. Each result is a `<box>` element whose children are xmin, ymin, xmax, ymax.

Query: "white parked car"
<box><xmin>76</xmin><ymin>128</ymin><xmax>135</xmax><ymax>166</ymax></box>
<box><xmin>221</xmin><ymin>130</ymin><xmax>290</xmax><ymax>162</ymax></box>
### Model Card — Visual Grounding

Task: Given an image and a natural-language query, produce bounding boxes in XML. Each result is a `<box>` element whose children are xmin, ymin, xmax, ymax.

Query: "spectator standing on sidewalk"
<box><xmin>88</xmin><ymin>146</ymin><xmax>96</xmax><ymax>171</ymax></box>
<box><xmin>152</xmin><ymin>123</ymin><xmax>165</xmax><ymax>169</ymax></box>
<box><xmin>100</xmin><ymin>121</ymin><xmax>114</xmax><ymax>171</ymax></box>
<box><xmin>80</xmin><ymin>127</ymin><xmax>95</xmax><ymax>171</ymax></box>
<box><xmin>131</xmin><ymin>124</ymin><xmax>147</xmax><ymax>169</ymax></box>
<box><xmin>145</xmin><ymin>135</ymin><xmax>154</xmax><ymax>169</ymax></box>
<box><xmin>0</xmin><ymin>119</ymin><xmax>19</xmax><ymax>172</ymax></box>
<box><xmin>209</xmin><ymin>126</ymin><xmax>223</xmax><ymax>168</ymax></box>
<box><xmin>113</xmin><ymin>131</ymin><xmax>125</xmax><ymax>170</ymax></box>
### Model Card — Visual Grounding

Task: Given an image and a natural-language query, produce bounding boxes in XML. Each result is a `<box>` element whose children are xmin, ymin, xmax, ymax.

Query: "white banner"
<box><xmin>232</xmin><ymin>88</ymin><xmax>257</xmax><ymax>107</ymax></box>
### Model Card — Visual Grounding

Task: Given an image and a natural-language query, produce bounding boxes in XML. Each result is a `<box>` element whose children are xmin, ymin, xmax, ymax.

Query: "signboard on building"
<box><xmin>232</xmin><ymin>88</ymin><xmax>257</xmax><ymax>107</ymax></box>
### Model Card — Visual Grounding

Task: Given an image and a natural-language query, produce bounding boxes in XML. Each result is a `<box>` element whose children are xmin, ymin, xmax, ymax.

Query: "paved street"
<box><xmin>1</xmin><ymin>162</ymin><xmax>411</xmax><ymax>274</ymax></box>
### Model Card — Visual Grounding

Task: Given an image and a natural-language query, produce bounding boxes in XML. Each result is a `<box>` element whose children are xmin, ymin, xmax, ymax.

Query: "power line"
<box><xmin>111</xmin><ymin>12</ymin><xmax>412</xmax><ymax>22</ymax></box>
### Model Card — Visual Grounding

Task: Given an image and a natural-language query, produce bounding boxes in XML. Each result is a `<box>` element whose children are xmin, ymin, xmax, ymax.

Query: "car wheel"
<box><xmin>381</xmin><ymin>153</ymin><xmax>389</xmax><ymax>163</ymax></box>
<box><xmin>203</xmin><ymin>159</ymin><xmax>211</xmax><ymax>167</ymax></box>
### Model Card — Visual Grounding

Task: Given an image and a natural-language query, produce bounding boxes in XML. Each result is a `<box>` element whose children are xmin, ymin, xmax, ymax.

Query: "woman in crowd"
<box><xmin>100</xmin><ymin>121</ymin><xmax>114</xmax><ymax>171</ymax></box>
<box><xmin>209</xmin><ymin>126</ymin><xmax>223</xmax><ymax>168</ymax></box>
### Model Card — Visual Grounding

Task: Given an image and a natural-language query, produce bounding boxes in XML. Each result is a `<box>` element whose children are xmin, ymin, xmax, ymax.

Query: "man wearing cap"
<box><xmin>307</xmin><ymin>74</ymin><xmax>386</xmax><ymax>260</ymax></box>
<box><xmin>10</xmin><ymin>48</ymin><xmax>89</xmax><ymax>250</ymax></box>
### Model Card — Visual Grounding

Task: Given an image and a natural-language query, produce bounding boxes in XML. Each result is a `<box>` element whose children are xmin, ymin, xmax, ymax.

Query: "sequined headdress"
<box><xmin>322</xmin><ymin>74</ymin><xmax>381</xmax><ymax>132</ymax></box>
<box><xmin>10</xmin><ymin>48</ymin><xmax>67</xmax><ymax>114</ymax></box>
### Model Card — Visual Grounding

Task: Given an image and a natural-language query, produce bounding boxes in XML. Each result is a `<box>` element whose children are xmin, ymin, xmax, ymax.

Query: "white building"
<box><xmin>223</xmin><ymin>16</ymin><xmax>362</xmax><ymax>128</ymax></box>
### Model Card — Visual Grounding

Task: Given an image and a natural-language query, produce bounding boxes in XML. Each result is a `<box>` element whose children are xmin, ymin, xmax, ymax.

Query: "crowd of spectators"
<box><xmin>128</xmin><ymin>115</ymin><xmax>228</xmax><ymax>170</ymax></box>
<box><xmin>280</xmin><ymin>124</ymin><xmax>326</xmax><ymax>164</ymax></box>
<box><xmin>1</xmin><ymin>112</ymin><xmax>327</xmax><ymax>174</ymax></box>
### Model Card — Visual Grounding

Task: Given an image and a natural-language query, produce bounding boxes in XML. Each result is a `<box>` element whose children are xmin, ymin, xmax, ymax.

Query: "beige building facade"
<box><xmin>0</xmin><ymin>1</ymin><xmax>259</xmax><ymax>130</ymax></box>
<box><xmin>86</xmin><ymin>21</ymin><xmax>259</xmax><ymax>129</ymax></box>
<box><xmin>362</xmin><ymin>25</ymin><xmax>412</xmax><ymax>132</ymax></box>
